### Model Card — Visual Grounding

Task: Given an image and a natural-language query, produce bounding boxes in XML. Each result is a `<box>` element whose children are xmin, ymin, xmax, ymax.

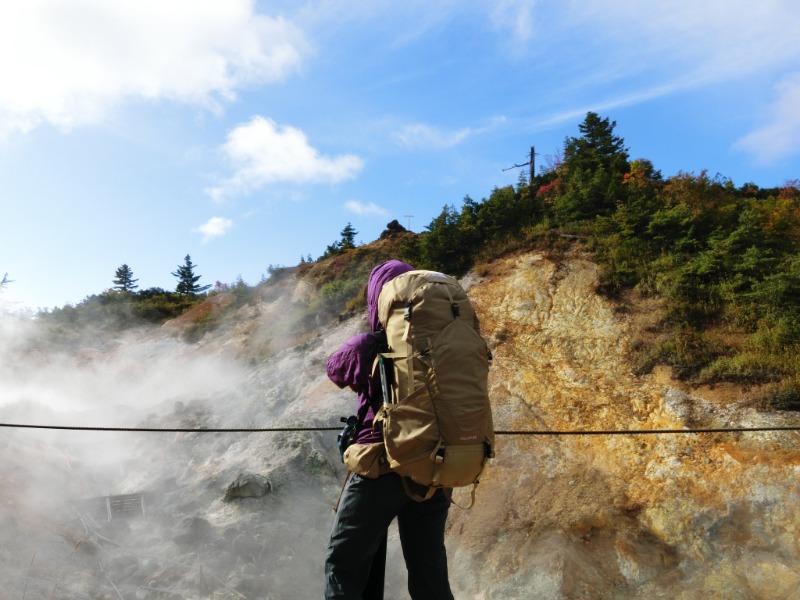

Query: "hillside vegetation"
<box><xmin>36</xmin><ymin>112</ymin><xmax>800</xmax><ymax>408</ymax></box>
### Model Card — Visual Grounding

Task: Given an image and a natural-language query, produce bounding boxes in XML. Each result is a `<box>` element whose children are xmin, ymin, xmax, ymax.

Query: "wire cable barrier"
<box><xmin>2</xmin><ymin>422</ymin><xmax>800</xmax><ymax>435</ymax></box>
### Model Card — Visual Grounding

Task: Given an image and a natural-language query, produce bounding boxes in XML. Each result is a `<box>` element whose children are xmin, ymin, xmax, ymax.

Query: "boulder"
<box><xmin>172</xmin><ymin>516</ymin><xmax>214</xmax><ymax>548</ymax></box>
<box><xmin>223</xmin><ymin>473</ymin><xmax>272</xmax><ymax>502</ymax></box>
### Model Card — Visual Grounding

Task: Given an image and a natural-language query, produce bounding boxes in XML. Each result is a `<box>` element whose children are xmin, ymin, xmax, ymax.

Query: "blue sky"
<box><xmin>1</xmin><ymin>0</ymin><xmax>799</xmax><ymax>311</ymax></box>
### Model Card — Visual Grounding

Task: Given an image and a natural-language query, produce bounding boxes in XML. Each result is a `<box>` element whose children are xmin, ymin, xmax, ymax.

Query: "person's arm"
<box><xmin>326</xmin><ymin>333</ymin><xmax>377</xmax><ymax>392</ymax></box>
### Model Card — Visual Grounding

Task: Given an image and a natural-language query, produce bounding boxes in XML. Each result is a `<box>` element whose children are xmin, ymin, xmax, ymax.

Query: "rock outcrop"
<box><xmin>447</xmin><ymin>252</ymin><xmax>800</xmax><ymax>599</ymax></box>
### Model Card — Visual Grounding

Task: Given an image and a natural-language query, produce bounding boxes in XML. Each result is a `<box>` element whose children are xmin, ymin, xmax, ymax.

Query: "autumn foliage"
<box><xmin>413</xmin><ymin>113</ymin><xmax>800</xmax><ymax>408</ymax></box>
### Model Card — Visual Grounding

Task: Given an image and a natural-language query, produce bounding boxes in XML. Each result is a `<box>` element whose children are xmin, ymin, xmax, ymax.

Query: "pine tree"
<box><xmin>340</xmin><ymin>223</ymin><xmax>358</xmax><ymax>250</ymax></box>
<box><xmin>563</xmin><ymin>112</ymin><xmax>628</xmax><ymax>172</ymax></box>
<box><xmin>556</xmin><ymin>112</ymin><xmax>629</xmax><ymax>223</ymax></box>
<box><xmin>172</xmin><ymin>254</ymin><xmax>211</xmax><ymax>296</ymax></box>
<box><xmin>112</xmin><ymin>264</ymin><xmax>139</xmax><ymax>292</ymax></box>
<box><xmin>421</xmin><ymin>204</ymin><xmax>473</xmax><ymax>275</ymax></box>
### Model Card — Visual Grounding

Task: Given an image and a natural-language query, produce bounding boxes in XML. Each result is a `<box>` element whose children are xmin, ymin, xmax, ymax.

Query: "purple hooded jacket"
<box><xmin>326</xmin><ymin>260</ymin><xmax>415</xmax><ymax>444</ymax></box>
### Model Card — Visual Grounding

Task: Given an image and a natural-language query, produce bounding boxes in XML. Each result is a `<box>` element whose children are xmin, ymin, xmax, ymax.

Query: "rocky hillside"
<box><xmin>449</xmin><ymin>251</ymin><xmax>800</xmax><ymax>599</ymax></box>
<box><xmin>2</xmin><ymin>249</ymin><xmax>799</xmax><ymax>599</ymax></box>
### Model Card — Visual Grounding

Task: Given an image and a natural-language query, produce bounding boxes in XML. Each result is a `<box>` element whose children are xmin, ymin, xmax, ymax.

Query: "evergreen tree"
<box><xmin>563</xmin><ymin>112</ymin><xmax>628</xmax><ymax>171</ymax></box>
<box><xmin>557</xmin><ymin>112</ymin><xmax>629</xmax><ymax>222</ymax></box>
<box><xmin>340</xmin><ymin>223</ymin><xmax>358</xmax><ymax>250</ymax></box>
<box><xmin>475</xmin><ymin>185</ymin><xmax>528</xmax><ymax>241</ymax></box>
<box><xmin>420</xmin><ymin>204</ymin><xmax>473</xmax><ymax>275</ymax></box>
<box><xmin>319</xmin><ymin>223</ymin><xmax>360</xmax><ymax>260</ymax></box>
<box><xmin>516</xmin><ymin>170</ymin><xmax>529</xmax><ymax>191</ymax></box>
<box><xmin>172</xmin><ymin>254</ymin><xmax>211</xmax><ymax>296</ymax></box>
<box><xmin>112</xmin><ymin>264</ymin><xmax>139</xmax><ymax>292</ymax></box>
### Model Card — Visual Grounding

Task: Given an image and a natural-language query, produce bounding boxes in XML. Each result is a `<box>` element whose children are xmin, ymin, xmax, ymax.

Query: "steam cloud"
<box><xmin>0</xmin><ymin>300</ymin><xmax>384</xmax><ymax>599</ymax></box>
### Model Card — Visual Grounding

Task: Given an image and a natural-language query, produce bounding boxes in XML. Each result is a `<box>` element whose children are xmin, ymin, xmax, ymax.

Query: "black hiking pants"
<box><xmin>325</xmin><ymin>472</ymin><xmax>454</xmax><ymax>600</ymax></box>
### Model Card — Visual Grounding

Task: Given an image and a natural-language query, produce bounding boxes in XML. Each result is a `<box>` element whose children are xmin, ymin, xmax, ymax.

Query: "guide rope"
<box><xmin>0</xmin><ymin>423</ymin><xmax>339</xmax><ymax>433</ymax></box>
<box><xmin>1</xmin><ymin>422</ymin><xmax>799</xmax><ymax>435</ymax></box>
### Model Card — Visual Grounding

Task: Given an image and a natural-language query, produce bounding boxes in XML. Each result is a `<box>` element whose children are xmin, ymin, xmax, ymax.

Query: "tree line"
<box><xmin>112</xmin><ymin>254</ymin><xmax>211</xmax><ymax>296</ymax></box>
<box><xmin>396</xmin><ymin>112</ymin><xmax>800</xmax><ymax>408</ymax></box>
<box><xmin>38</xmin><ymin>254</ymin><xmax>215</xmax><ymax>327</ymax></box>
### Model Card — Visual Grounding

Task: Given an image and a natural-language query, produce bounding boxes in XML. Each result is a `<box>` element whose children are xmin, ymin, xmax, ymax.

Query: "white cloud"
<box><xmin>637</xmin><ymin>1</ymin><xmax>800</xmax><ymax>80</ymax></box>
<box><xmin>393</xmin><ymin>116</ymin><xmax>507</xmax><ymax>150</ymax></box>
<box><xmin>345</xmin><ymin>200</ymin><xmax>389</xmax><ymax>217</ymax></box>
<box><xmin>194</xmin><ymin>216</ymin><xmax>234</xmax><ymax>243</ymax></box>
<box><xmin>538</xmin><ymin>1</ymin><xmax>800</xmax><ymax>80</ymax></box>
<box><xmin>490</xmin><ymin>1</ymin><xmax>800</xmax><ymax>114</ymax></box>
<box><xmin>735</xmin><ymin>73</ymin><xmax>800</xmax><ymax>165</ymax></box>
<box><xmin>207</xmin><ymin>116</ymin><xmax>364</xmax><ymax>200</ymax></box>
<box><xmin>490</xmin><ymin>0</ymin><xmax>537</xmax><ymax>45</ymax></box>
<box><xmin>393</xmin><ymin>123</ymin><xmax>472</xmax><ymax>149</ymax></box>
<box><xmin>0</xmin><ymin>0</ymin><xmax>310</xmax><ymax>134</ymax></box>
<box><xmin>486</xmin><ymin>1</ymin><xmax>800</xmax><ymax>162</ymax></box>
<box><xmin>535</xmin><ymin>81</ymin><xmax>695</xmax><ymax>131</ymax></box>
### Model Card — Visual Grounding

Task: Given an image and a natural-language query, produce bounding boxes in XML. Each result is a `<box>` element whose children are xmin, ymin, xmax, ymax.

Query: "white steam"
<box><xmin>0</xmin><ymin>304</ymin><xmax>364</xmax><ymax>598</ymax></box>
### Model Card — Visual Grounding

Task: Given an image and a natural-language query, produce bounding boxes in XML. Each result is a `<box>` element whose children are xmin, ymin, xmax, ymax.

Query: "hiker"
<box><xmin>325</xmin><ymin>259</ymin><xmax>455</xmax><ymax>600</ymax></box>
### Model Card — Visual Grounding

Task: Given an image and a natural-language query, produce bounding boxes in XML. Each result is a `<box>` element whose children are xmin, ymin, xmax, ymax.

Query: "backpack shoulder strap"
<box><xmin>358</xmin><ymin>331</ymin><xmax>387</xmax><ymax>419</ymax></box>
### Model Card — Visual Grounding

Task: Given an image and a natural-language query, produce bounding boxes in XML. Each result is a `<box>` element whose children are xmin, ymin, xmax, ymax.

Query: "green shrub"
<box><xmin>766</xmin><ymin>380</ymin><xmax>800</xmax><ymax>411</ymax></box>
<box><xmin>698</xmin><ymin>353</ymin><xmax>787</xmax><ymax>385</ymax></box>
<box><xmin>635</xmin><ymin>331</ymin><xmax>728</xmax><ymax>380</ymax></box>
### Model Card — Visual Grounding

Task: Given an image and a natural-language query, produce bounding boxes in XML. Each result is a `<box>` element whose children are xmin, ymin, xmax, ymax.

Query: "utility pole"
<box><xmin>503</xmin><ymin>146</ymin><xmax>538</xmax><ymax>184</ymax></box>
<box><xmin>529</xmin><ymin>146</ymin><xmax>535</xmax><ymax>183</ymax></box>
<box><xmin>403</xmin><ymin>214</ymin><xmax>414</xmax><ymax>231</ymax></box>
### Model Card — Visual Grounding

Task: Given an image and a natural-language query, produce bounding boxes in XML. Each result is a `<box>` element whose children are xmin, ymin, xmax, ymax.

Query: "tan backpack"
<box><xmin>374</xmin><ymin>270</ymin><xmax>494</xmax><ymax>501</ymax></box>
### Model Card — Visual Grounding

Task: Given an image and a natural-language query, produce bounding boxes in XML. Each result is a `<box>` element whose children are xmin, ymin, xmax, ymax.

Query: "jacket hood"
<box><xmin>367</xmin><ymin>259</ymin><xmax>415</xmax><ymax>331</ymax></box>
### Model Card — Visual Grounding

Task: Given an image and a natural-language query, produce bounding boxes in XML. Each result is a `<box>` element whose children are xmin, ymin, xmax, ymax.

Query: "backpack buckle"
<box><xmin>404</xmin><ymin>302</ymin><xmax>413</xmax><ymax>321</ymax></box>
